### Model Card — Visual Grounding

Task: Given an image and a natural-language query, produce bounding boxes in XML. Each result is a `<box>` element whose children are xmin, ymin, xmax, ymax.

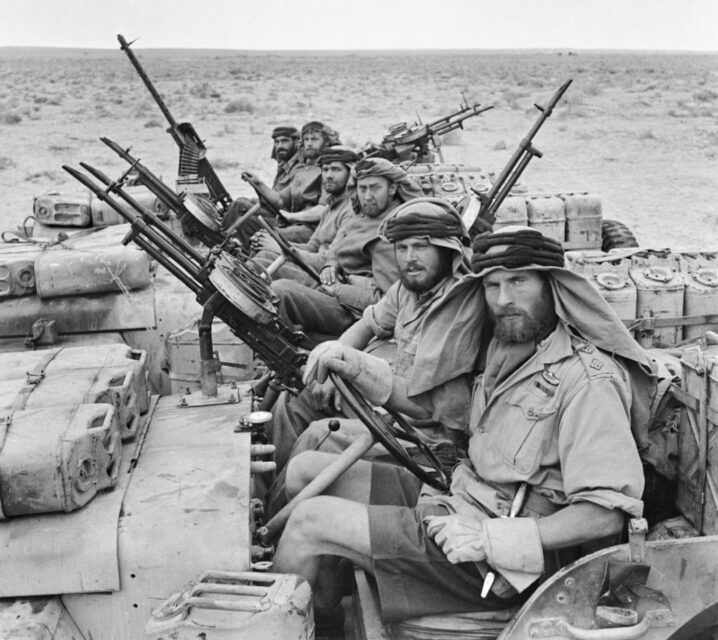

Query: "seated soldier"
<box><xmin>269</xmin><ymin>125</ymin><xmax>302</xmax><ymax>191</ymax></box>
<box><xmin>274</xmin><ymin>227</ymin><xmax>656</xmax><ymax>634</ymax></box>
<box><xmin>271</xmin><ymin>158</ymin><xmax>423</xmax><ymax>344</ymax></box>
<box><xmin>252</xmin><ymin>145</ymin><xmax>358</xmax><ymax>286</ymax></box>
<box><xmin>266</xmin><ymin>197</ymin><xmax>472</xmax><ymax>473</ymax></box>
<box><xmin>225</xmin><ymin>121</ymin><xmax>340</xmax><ymax>244</ymax></box>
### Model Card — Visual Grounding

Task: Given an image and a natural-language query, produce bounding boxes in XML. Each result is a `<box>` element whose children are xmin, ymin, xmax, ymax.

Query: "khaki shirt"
<box><xmin>362</xmin><ymin>277</ymin><xmax>457</xmax><ymax>379</ymax></box>
<box><xmin>428</xmin><ymin>323</ymin><xmax>644</xmax><ymax>520</ymax></box>
<box><xmin>296</xmin><ymin>192</ymin><xmax>355</xmax><ymax>260</ymax></box>
<box><xmin>272</xmin><ymin>152</ymin><xmax>302</xmax><ymax>191</ymax></box>
<box><xmin>277</xmin><ymin>163</ymin><xmax>322</xmax><ymax>212</ymax></box>
<box><xmin>325</xmin><ymin>200</ymin><xmax>402</xmax><ymax>316</ymax></box>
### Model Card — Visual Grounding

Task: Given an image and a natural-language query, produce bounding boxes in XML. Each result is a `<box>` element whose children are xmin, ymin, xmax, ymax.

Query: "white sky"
<box><xmin>1</xmin><ymin>0</ymin><xmax>716</xmax><ymax>51</ymax></box>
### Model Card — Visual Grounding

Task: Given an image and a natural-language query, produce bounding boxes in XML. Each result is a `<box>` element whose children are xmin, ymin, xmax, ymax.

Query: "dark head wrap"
<box><xmin>471</xmin><ymin>226</ymin><xmax>564</xmax><ymax>273</ymax></box>
<box><xmin>354</xmin><ymin>158</ymin><xmax>423</xmax><ymax>203</ymax></box>
<box><xmin>301</xmin><ymin>121</ymin><xmax>341</xmax><ymax>145</ymax></box>
<box><xmin>271</xmin><ymin>125</ymin><xmax>300</xmax><ymax>140</ymax></box>
<box><xmin>318</xmin><ymin>145</ymin><xmax>359</xmax><ymax>167</ymax></box>
<box><xmin>380</xmin><ymin>197</ymin><xmax>469</xmax><ymax>246</ymax></box>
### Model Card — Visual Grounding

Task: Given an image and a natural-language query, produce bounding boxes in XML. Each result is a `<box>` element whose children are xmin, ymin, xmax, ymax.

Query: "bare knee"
<box><xmin>281</xmin><ymin>496</ymin><xmax>336</xmax><ymax>551</ymax></box>
<box><xmin>285</xmin><ymin>451</ymin><xmax>339</xmax><ymax>497</ymax></box>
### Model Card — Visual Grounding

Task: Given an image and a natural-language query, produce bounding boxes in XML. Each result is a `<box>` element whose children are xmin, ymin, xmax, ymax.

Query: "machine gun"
<box><xmin>364</xmin><ymin>96</ymin><xmax>494</xmax><ymax>164</ymax></box>
<box><xmin>466</xmin><ymin>79</ymin><xmax>573</xmax><ymax>237</ymax></box>
<box><xmin>117</xmin><ymin>34</ymin><xmax>233</xmax><ymax>213</ymax></box>
<box><xmin>62</xmin><ymin>154</ymin><xmax>308</xmax><ymax>402</ymax></box>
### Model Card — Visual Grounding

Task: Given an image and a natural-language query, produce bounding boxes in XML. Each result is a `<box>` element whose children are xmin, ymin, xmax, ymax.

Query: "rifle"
<box><xmin>367</xmin><ymin>96</ymin><xmax>494</xmax><ymax>164</ymax></box>
<box><xmin>117</xmin><ymin>34</ymin><xmax>233</xmax><ymax>213</ymax></box>
<box><xmin>62</xmin><ymin>158</ymin><xmax>308</xmax><ymax>395</ymax></box>
<box><xmin>468</xmin><ymin>79</ymin><xmax>573</xmax><ymax>237</ymax></box>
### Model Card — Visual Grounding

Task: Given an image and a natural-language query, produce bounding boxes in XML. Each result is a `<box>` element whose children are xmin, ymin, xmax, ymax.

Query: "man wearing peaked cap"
<box><xmin>276</xmin><ymin>225</ymin><xmax>661</xmax><ymax>628</ymax></box>
<box><xmin>270</xmin><ymin>125</ymin><xmax>301</xmax><ymax>191</ymax></box>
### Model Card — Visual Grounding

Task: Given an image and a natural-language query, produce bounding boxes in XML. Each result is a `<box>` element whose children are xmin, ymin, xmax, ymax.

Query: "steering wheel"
<box><xmin>330</xmin><ymin>373</ymin><xmax>450</xmax><ymax>491</ymax></box>
<box><xmin>257</xmin><ymin>369</ymin><xmax>450</xmax><ymax>544</ymax></box>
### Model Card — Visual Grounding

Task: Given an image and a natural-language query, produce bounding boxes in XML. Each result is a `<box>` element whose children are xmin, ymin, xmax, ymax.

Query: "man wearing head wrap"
<box><xmin>275</xmin><ymin>226</ymin><xmax>659</xmax><ymax>628</ymax></box>
<box><xmin>226</xmin><ymin>121</ymin><xmax>341</xmax><ymax>243</ymax></box>
<box><xmin>252</xmin><ymin>145</ymin><xmax>358</xmax><ymax>285</ymax></box>
<box><xmin>270</xmin><ymin>125</ymin><xmax>301</xmax><ymax>191</ymax></box>
<box><xmin>264</xmin><ymin>197</ymin><xmax>471</xmax><ymax>479</ymax></box>
<box><xmin>271</xmin><ymin>157</ymin><xmax>423</xmax><ymax>343</ymax></box>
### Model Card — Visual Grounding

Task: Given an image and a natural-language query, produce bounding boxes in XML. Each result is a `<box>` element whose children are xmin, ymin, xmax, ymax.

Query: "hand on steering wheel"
<box><xmin>330</xmin><ymin>373</ymin><xmax>450</xmax><ymax>491</ymax></box>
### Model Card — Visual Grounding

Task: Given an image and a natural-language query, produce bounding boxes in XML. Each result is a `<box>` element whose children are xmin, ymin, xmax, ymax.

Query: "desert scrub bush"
<box><xmin>2</xmin><ymin>113</ymin><xmax>22</xmax><ymax>125</ymax></box>
<box><xmin>0</xmin><ymin>156</ymin><xmax>15</xmax><ymax>171</ymax></box>
<box><xmin>190</xmin><ymin>82</ymin><xmax>212</xmax><ymax>99</ymax></box>
<box><xmin>25</xmin><ymin>169</ymin><xmax>62</xmax><ymax>182</ymax></box>
<box><xmin>211</xmin><ymin>158</ymin><xmax>241</xmax><ymax>170</ymax></box>
<box><xmin>694</xmin><ymin>89</ymin><xmax>718</xmax><ymax>102</ymax></box>
<box><xmin>499</xmin><ymin>88</ymin><xmax>527</xmax><ymax>110</ymax></box>
<box><xmin>144</xmin><ymin>118</ymin><xmax>162</xmax><ymax>128</ymax></box>
<box><xmin>638</xmin><ymin>129</ymin><xmax>657</xmax><ymax>141</ymax></box>
<box><xmin>224</xmin><ymin>97</ymin><xmax>255</xmax><ymax>114</ymax></box>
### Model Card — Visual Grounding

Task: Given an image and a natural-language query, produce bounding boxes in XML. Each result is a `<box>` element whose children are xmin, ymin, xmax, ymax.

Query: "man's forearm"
<box><xmin>537</xmin><ymin>502</ymin><xmax>624</xmax><ymax>550</ymax></box>
<box><xmin>253</xmin><ymin>181</ymin><xmax>283</xmax><ymax>210</ymax></box>
<box><xmin>338</xmin><ymin>319</ymin><xmax>375</xmax><ymax>351</ymax></box>
<box><xmin>283</xmin><ymin>204</ymin><xmax>323</xmax><ymax>224</ymax></box>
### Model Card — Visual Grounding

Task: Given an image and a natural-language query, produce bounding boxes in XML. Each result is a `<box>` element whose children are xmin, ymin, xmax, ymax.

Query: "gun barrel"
<box><xmin>476</xmin><ymin>80</ymin><xmax>572</xmax><ymax>230</ymax></box>
<box><xmin>429</xmin><ymin>104</ymin><xmax>494</xmax><ymax>136</ymax></box>
<box><xmin>100</xmin><ymin>137</ymin><xmax>183</xmax><ymax>210</ymax></box>
<box><xmin>117</xmin><ymin>34</ymin><xmax>177</xmax><ymax>129</ymax></box>
<box><xmin>79</xmin><ymin>160</ymin><xmax>205</xmax><ymax>266</ymax></box>
<box><xmin>63</xmin><ymin>164</ymin><xmax>203</xmax><ymax>292</ymax></box>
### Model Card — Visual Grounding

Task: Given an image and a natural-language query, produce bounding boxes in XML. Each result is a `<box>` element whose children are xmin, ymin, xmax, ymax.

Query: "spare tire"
<box><xmin>601</xmin><ymin>219</ymin><xmax>639</xmax><ymax>251</ymax></box>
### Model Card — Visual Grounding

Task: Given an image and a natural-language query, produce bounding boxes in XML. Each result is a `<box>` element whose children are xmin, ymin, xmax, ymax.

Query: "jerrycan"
<box><xmin>572</xmin><ymin>254</ymin><xmax>637</xmax><ymax>323</ymax></box>
<box><xmin>682</xmin><ymin>252</ymin><xmax>718</xmax><ymax>341</ymax></box>
<box><xmin>493</xmin><ymin>196</ymin><xmax>528</xmax><ymax>230</ymax></box>
<box><xmin>0</xmin><ymin>403</ymin><xmax>121</xmax><ymax>516</ymax></box>
<box><xmin>526</xmin><ymin>195</ymin><xmax>565</xmax><ymax>243</ymax></box>
<box><xmin>0</xmin><ymin>242</ymin><xmax>42</xmax><ymax>298</ymax></box>
<box><xmin>561</xmin><ymin>192</ymin><xmax>602</xmax><ymax>250</ymax></box>
<box><xmin>33</xmin><ymin>191</ymin><xmax>92</xmax><ymax>227</ymax></box>
<box><xmin>34</xmin><ymin>244</ymin><xmax>151</xmax><ymax>298</ymax></box>
<box><xmin>629</xmin><ymin>251</ymin><xmax>685</xmax><ymax>347</ymax></box>
<box><xmin>144</xmin><ymin>571</ymin><xmax>313</xmax><ymax>640</ymax></box>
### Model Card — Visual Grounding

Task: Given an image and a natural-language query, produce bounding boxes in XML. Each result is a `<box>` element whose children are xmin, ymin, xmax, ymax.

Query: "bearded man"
<box><xmin>270</xmin><ymin>125</ymin><xmax>301</xmax><ymax>191</ymax></box>
<box><xmin>271</xmin><ymin>158</ymin><xmax>423</xmax><ymax>343</ymax></box>
<box><xmin>225</xmin><ymin>121</ymin><xmax>340</xmax><ymax>243</ymax></box>
<box><xmin>251</xmin><ymin>145</ymin><xmax>358</xmax><ymax>286</ymax></box>
<box><xmin>266</xmin><ymin>198</ymin><xmax>472</xmax><ymax>473</ymax></box>
<box><xmin>274</xmin><ymin>226</ymin><xmax>656</xmax><ymax>634</ymax></box>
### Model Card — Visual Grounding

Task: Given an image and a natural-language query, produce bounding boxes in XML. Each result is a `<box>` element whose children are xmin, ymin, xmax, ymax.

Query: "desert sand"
<box><xmin>0</xmin><ymin>47</ymin><xmax>716</xmax><ymax>249</ymax></box>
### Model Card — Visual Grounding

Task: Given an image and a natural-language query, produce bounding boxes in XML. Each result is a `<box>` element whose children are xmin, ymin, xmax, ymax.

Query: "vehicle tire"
<box><xmin>601</xmin><ymin>219</ymin><xmax>639</xmax><ymax>251</ymax></box>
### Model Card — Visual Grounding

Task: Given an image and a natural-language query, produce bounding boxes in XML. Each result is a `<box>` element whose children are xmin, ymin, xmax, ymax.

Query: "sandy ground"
<box><xmin>0</xmin><ymin>47</ymin><xmax>716</xmax><ymax>249</ymax></box>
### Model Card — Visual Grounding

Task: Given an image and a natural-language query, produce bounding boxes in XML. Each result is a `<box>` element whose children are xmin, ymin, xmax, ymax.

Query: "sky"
<box><xmin>0</xmin><ymin>0</ymin><xmax>716</xmax><ymax>51</ymax></box>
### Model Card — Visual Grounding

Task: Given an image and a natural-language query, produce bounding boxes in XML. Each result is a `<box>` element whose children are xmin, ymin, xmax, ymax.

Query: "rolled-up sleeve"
<box><xmin>559</xmin><ymin>374</ymin><xmax>645</xmax><ymax>518</ymax></box>
<box><xmin>362</xmin><ymin>283</ymin><xmax>400</xmax><ymax>339</ymax></box>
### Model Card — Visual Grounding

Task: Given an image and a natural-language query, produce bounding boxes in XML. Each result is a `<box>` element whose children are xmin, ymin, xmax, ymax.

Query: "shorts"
<box><xmin>367</xmin><ymin>462</ymin><xmax>524</xmax><ymax>623</ymax></box>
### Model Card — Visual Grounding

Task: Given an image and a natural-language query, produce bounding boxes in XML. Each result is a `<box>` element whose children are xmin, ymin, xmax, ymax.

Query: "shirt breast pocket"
<box><xmin>497</xmin><ymin>386</ymin><xmax>558</xmax><ymax>475</ymax></box>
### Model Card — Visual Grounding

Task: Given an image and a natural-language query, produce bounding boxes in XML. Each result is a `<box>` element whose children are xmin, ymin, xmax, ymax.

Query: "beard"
<box><xmin>490</xmin><ymin>282</ymin><xmax>558</xmax><ymax>344</ymax></box>
<box><xmin>399</xmin><ymin>250</ymin><xmax>453</xmax><ymax>293</ymax></box>
<box><xmin>323</xmin><ymin>177</ymin><xmax>349</xmax><ymax>195</ymax></box>
<box><xmin>276</xmin><ymin>147</ymin><xmax>293</xmax><ymax>161</ymax></box>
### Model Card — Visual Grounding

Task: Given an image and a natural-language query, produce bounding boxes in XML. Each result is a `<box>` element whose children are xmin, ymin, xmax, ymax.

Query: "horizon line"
<box><xmin>1</xmin><ymin>45</ymin><xmax>717</xmax><ymax>54</ymax></box>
